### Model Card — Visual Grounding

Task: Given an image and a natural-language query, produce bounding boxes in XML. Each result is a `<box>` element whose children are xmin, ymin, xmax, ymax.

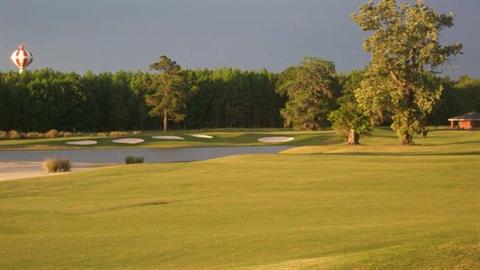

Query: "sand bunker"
<box><xmin>151</xmin><ymin>135</ymin><xmax>185</xmax><ymax>140</ymax></box>
<box><xmin>189</xmin><ymin>134</ymin><xmax>214</xmax><ymax>139</ymax></box>
<box><xmin>257</xmin><ymin>136</ymin><xmax>294</xmax><ymax>143</ymax></box>
<box><xmin>112</xmin><ymin>138</ymin><xmax>145</xmax><ymax>144</ymax></box>
<box><xmin>65</xmin><ymin>140</ymin><xmax>98</xmax><ymax>146</ymax></box>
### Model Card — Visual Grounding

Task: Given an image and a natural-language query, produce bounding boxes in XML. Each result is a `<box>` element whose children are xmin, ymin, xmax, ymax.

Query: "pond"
<box><xmin>0</xmin><ymin>146</ymin><xmax>291</xmax><ymax>164</ymax></box>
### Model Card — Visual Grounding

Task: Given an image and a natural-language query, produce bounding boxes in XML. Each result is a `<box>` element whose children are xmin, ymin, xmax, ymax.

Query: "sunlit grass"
<box><xmin>0</xmin><ymin>129</ymin><xmax>479</xmax><ymax>269</ymax></box>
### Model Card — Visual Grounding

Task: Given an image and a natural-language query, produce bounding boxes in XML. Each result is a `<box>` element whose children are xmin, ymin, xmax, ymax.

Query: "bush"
<box><xmin>44</xmin><ymin>129</ymin><xmax>59</xmax><ymax>138</ymax></box>
<box><xmin>109</xmin><ymin>131</ymin><xmax>128</xmax><ymax>137</ymax></box>
<box><xmin>42</xmin><ymin>159</ymin><xmax>71</xmax><ymax>173</ymax></box>
<box><xmin>8</xmin><ymin>130</ymin><xmax>22</xmax><ymax>139</ymax></box>
<box><xmin>125</xmin><ymin>156</ymin><xmax>144</xmax><ymax>164</ymax></box>
<box><xmin>0</xmin><ymin>131</ymin><xmax>7</xmax><ymax>140</ymax></box>
<box><xmin>26</xmin><ymin>132</ymin><xmax>42</xmax><ymax>139</ymax></box>
<box><xmin>133</xmin><ymin>130</ymin><xmax>143</xmax><ymax>135</ymax></box>
<box><xmin>62</xmin><ymin>131</ymin><xmax>74</xmax><ymax>137</ymax></box>
<box><xmin>97</xmin><ymin>132</ymin><xmax>108</xmax><ymax>137</ymax></box>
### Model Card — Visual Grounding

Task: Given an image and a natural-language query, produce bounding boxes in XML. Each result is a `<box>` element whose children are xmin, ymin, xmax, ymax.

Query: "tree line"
<box><xmin>0</xmin><ymin>65</ymin><xmax>477</xmax><ymax>133</ymax></box>
<box><xmin>0</xmin><ymin>67</ymin><xmax>281</xmax><ymax>132</ymax></box>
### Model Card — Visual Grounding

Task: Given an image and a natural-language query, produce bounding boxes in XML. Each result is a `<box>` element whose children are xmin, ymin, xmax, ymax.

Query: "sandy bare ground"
<box><xmin>0</xmin><ymin>161</ymin><xmax>107</xmax><ymax>181</ymax></box>
<box><xmin>112</xmin><ymin>138</ymin><xmax>145</xmax><ymax>144</ymax></box>
<box><xmin>257</xmin><ymin>136</ymin><xmax>295</xmax><ymax>143</ymax></box>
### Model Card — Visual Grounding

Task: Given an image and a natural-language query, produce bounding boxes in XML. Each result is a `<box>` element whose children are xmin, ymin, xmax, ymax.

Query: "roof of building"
<box><xmin>448</xmin><ymin>111</ymin><xmax>480</xmax><ymax>121</ymax></box>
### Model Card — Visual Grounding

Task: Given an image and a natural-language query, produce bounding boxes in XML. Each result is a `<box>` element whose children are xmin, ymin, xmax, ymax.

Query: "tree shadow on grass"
<box><xmin>87</xmin><ymin>200</ymin><xmax>171</xmax><ymax>214</ymax></box>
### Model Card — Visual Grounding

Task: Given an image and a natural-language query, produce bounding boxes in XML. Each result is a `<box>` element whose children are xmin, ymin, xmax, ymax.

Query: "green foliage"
<box><xmin>277</xmin><ymin>57</ymin><xmax>338</xmax><ymax>130</ymax></box>
<box><xmin>146</xmin><ymin>56</ymin><xmax>190</xmax><ymax>131</ymax></box>
<box><xmin>0</xmin><ymin>68</ymin><xmax>283</xmax><ymax>132</ymax></box>
<box><xmin>328</xmin><ymin>71</ymin><xmax>372</xmax><ymax>144</ymax></box>
<box><xmin>0</xmin><ymin>66</ymin><xmax>479</xmax><ymax>134</ymax></box>
<box><xmin>352</xmin><ymin>0</ymin><xmax>463</xmax><ymax>144</ymax></box>
<box><xmin>185</xmin><ymin>68</ymin><xmax>281</xmax><ymax>128</ymax></box>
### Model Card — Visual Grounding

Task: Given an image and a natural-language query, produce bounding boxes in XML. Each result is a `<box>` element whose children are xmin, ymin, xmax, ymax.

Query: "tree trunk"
<box><xmin>346</xmin><ymin>129</ymin><xmax>360</xmax><ymax>145</ymax></box>
<box><xmin>401</xmin><ymin>132</ymin><xmax>413</xmax><ymax>145</ymax></box>
<box><xmin>163</xmin><ymin>109</ymin><xmax>168</xmax><ymax>132</ymax></box>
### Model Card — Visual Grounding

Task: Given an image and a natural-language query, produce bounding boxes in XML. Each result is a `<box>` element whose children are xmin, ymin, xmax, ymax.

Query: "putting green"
<box><xmin>0</xmin><ymin>129</ymin><xmax>331</xmax><ymax>150</ymax></box>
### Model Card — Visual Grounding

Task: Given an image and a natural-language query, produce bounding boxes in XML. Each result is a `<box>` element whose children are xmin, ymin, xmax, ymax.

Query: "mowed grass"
<box><xmin>1</xmin><ymin>130</ymin><xmax>480</xmax><ymax>269</ymax></box>
<box><xmin>0</xmin><ymin>129</ymin><xmax>335</xmax><ymax>150</ymax></box>
<box><xmin>284</xmin><ymin>128</ymin><xmax>480</xmax><ymax>155</ymax></box>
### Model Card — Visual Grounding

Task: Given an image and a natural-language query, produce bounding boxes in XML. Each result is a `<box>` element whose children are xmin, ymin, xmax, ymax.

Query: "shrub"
<box><xmin>62</xmin><ymin>131</ymin><xmax>74</xmax><ymax>137</ymax></box>
<box><xmin>97</xmin><ymin>132</ymin><xmax>108</xmax><ymax>137</ymax></box>
<box><xmin>44</xmin><ymin>129</ymin><xmax>59</xmax><ymax>138</ymax></box>
<box><xmin>133</xmin><ymin>130</ymin><xmax>143</xmax><ymax>135</ymax></box>
<box><xmin>125</xmin><ymin>156</ymin><xmax>144</xmax><ymax>164</ymax></box>
<box><xmin>8</xmin><ymin>130</ymin><xmax>22</xmax><ymax>139</ymax></box>
<box><xmin>42</xmin><ymin>159</ymin><xmax>71</xmax><ymax>173</ymax></box>
<box><xmin>109</xmin><ymin>131</ymin><xmax>128</xmax><ymax>137</ymax></box>
<box><xmin>26</xmin><ymin>132</ymin><xmax>42</xmax><ymax>139</ymax></box>
<box><xmin>0</xmin><ymin>131</ymin><xmax>7</xmax><ymax>140</ymax></box>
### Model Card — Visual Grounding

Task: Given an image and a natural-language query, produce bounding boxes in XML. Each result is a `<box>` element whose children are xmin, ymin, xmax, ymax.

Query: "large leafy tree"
<box><xmin>352</xmin><ymin>0</ymin><xmax>463</xmax><ymax>144</ymax></box>
<box><xmin>277</xmin><ymin>57</ymin><xmax>338</xmax><ymax>130</ymax></box>
<box><xmin>146</xmin><ymin>56</ymin><xmax>189</xmax><ymax>132</ymax></box>
<box><xmin>328</xmin><ymin>71</ymin><xmax>372</xmax><ymax>145</ymax></box>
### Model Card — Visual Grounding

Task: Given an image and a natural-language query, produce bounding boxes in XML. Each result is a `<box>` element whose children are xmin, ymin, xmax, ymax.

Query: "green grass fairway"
<box><xmin>1</xmin><ymin>129</ymin><xmax>479</xmax><ymax>269</ymax></box>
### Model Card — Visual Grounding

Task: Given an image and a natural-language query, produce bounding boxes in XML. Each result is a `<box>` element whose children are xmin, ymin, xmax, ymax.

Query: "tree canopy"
<box><xmin>352</xmin><ymin>0</ymin><xmax>463</xmax><ymax>144</ymax></box>
<box><xmin>146</xmin><ymin>56</ymin><xmax>190</xmax><ymax>132</ymax></box>
<box><xmin>328</xmin><ymin>71</ymin><xmax>372</xmax><ymax>144</ymax></box>
<box><xmin>277</xmin><ymin>57</ymin><xmax>339</xmax><ymax>130</ymax></box>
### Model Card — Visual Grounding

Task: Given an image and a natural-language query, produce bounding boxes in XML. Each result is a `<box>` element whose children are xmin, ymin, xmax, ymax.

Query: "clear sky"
<box><xmin>1</xmin><ymin>0</ymin><xmax>479</xmax><ymax>78</ymax></box>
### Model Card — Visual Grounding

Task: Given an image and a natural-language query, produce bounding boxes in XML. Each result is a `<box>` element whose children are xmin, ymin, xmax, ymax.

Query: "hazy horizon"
<box><xmin>1</xmin><ymin>0</ymin><xmax>479</xmax><ymax>78</ymax></box>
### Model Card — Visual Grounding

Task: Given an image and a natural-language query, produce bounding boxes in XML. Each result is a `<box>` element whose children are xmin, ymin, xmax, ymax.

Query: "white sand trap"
<box><xmin>65</xmin><ymin>140</ymin><xmax>98</xmax><ymax>146</ymax></box>
<box><xmin>112</xmin><ymin>138</ymin><xmax>145</xmax><ymax>144</ymax></box>
<box><xmin>257</xmin><ymin>136</ymin><xmax>294</xmax><ymax>143</ymax></box>
<box><xmin>152</xmin><ymin>135</ymin><xmax>185</xmax><ymax>140</ymax></box>
<box><xmin>189</xmin><ymin>134</ymin><xmax>214</xmax><ymax>139</ymax></box>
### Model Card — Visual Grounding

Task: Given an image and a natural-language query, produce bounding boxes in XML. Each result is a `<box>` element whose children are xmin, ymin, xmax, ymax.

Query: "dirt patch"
<box><xmin>0</xmin><ymin>161</ymin><xmax>105</xmax><ymax>181</ymax></box>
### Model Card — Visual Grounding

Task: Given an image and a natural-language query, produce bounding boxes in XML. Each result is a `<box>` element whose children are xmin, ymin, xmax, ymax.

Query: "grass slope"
<box><xmin>1</xmin><ymin>130</ymin><xmax>479</xmax><ymax>269</ymax></box>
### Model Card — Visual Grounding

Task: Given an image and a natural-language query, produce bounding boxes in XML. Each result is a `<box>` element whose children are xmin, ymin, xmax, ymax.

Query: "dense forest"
<box><xmin>0</xmin><ymin>67</ymin><xmax>479</xmax><ymax>132</ymax></box>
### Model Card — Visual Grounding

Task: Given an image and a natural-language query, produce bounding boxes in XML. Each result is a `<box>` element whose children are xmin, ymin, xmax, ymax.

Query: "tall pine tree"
<box><xmin>146</xmin><ymin>56</ymin><xmax>189</xmax><ymax>132</ymax></box>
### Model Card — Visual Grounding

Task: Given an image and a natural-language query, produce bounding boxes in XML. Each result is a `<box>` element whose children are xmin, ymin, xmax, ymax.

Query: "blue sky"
<box><xmin>1</xmin><ymin>0</ymin><xmax>479</xmax><ymax>78</ymax></box>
